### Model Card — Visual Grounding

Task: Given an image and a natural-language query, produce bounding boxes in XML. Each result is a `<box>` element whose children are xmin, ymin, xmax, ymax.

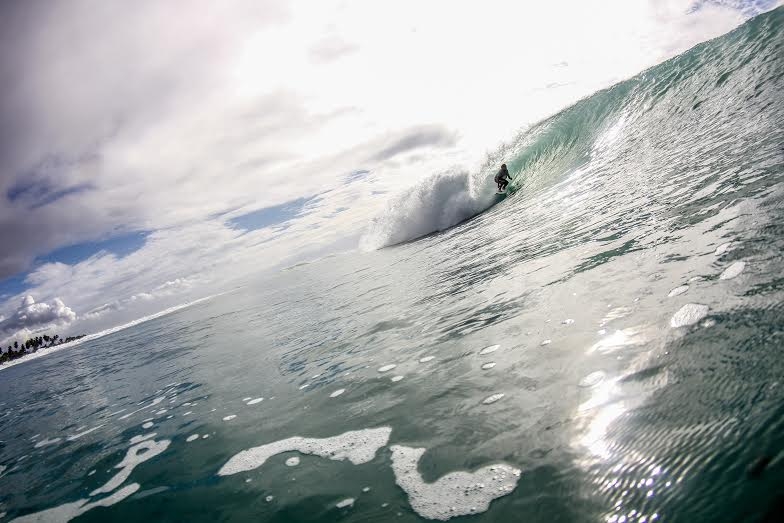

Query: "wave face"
<box><xmin>362</xmin><ymin>7</ymin><xmax>784</xmax><ymax>249</ymax></box>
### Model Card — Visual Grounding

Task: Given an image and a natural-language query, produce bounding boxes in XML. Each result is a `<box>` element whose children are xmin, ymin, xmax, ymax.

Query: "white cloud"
<box><xmin>0</xmin><ymin>295</ymin><xmax>76</xmax><ymax>344</ymax></box>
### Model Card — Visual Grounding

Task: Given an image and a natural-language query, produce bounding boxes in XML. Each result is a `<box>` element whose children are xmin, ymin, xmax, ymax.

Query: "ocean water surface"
<box><xmin>1</xmin><ymin>9</ymin><xmax>783</xmax><ymax>522</ymax></box>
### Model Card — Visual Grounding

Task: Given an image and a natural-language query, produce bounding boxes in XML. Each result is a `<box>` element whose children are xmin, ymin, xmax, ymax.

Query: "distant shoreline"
<box><xmin>0</xmin><ymin>295</ymin><xmax>216</xmax><ymax>372</ymax></box>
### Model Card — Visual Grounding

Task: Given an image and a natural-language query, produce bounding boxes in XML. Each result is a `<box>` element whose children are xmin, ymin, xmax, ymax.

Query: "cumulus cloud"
<box><xmin>0</xmin><ymin>295</ymin><xmax>76</xmax><ymax>342</ymax></box>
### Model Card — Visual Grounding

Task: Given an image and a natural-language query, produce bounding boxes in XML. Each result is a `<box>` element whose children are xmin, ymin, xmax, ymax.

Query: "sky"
<box><xmin>0</xmin><ymin>0</ymin><xmax>780</xmax><ymax>345</ymax></box>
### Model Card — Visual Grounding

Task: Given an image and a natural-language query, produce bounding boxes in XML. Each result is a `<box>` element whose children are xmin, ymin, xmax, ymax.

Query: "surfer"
<box><xmin>495</xmin><ymin>164</ymin><xmax>511</xmax><ymax>192</ymax></box>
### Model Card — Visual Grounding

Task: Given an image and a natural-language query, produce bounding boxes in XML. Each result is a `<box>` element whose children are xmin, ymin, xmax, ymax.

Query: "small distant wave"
<box><xmin>360</xmin><ymin>168</ymin><xmax>499</xmax><ymax>250</ymax></box>
<box><xmin>0</xmin><ymin>296</ymin><xmax>216</xmax><ymax>371</ymax></box>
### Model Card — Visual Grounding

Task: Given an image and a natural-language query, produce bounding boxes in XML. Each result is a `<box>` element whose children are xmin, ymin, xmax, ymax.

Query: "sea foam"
<box><xmin>218</xmin><ymin>427</ymin><xmax>392</xmax><ymax>476</ymax></box>
<box><xmin>390</xmin><ymin>445</ymin><xmax>520</xmax><ymax>521</ymax></box>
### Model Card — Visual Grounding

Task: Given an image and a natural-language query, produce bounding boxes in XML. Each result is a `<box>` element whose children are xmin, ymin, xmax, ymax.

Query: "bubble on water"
<box><xmin>419</xmin><ymin>356</ymin><xmax>435</xmax><ymax>363</ymax></box>
<box><xmin>186</xmin><ymin>434</ymin><xmax>200</xmax><ymax>443</ymax></box>
<box><xmin>667</xmin><ymin>285</ymin><xmax>689</xmax><ymax>297</ymax></box>
<box><xmin>285</xmin><ymin>456</ymin><xmax>300</xmax><ymax>467</ymax></box>
<box><xmin>34</xmin><ymin>438</ymin><xmax>62</xmax><ymax>449</ymax></box>
<box><xmin>481</xmin><ymin>362</ymin><xmax>496</xmax><ymax>370</ymax></box>
<box><xmin>541</xmin><ymin>339</ymin><xmax>551</xmax><ymax>346</ymax></box>
<box><xmin>378</xmin><ymin>364</ymin><xmax>397</xmax><ymax>373</ymax></box>
<box><xmin>670</xmin><ymin>303</ymin><xmax>709</xmax><ymax>328</ymax></box>
<box><xmin>202</xmin><ymin>434</ymin><xmax>210</xmax><ymax>439</ymax></box>
<box><xmin>715</xmin><ymin>242</ymin><xmax>732</xmax><ymax>256</ymax></box>
<box><xmin>265</xmin><ymin>495</ymin><xmax>274</xmax><ymax>502</ymax></box>
<box><xmin>223</xmin><ymin>415</ymin><xmax>237</xmax><ymax>421</ymax></box>
<box><xmin>482</xmin><ymin>393</ymin><xmax>504</xmax><ymax>405</ymax></box>
<box><xmin>247</xmin><ymin>398</ymin><xmax>264</xmax><ymax>405</ymax></box>
<box><xmin>719</xmin><ymin>261</ymin><xmax>745</xmax><ymax>280</ymax></box>
<box><xmin>579</xmin><ymin>371</ymin><xmax>605</xmax><ymax>388</ymax></box>
<box><xmin>390</xmin><ymin>445</ymin><xmax>520</xmax><ymax>520</ymax></box>
<box><xmin>330</xmin><ymin>389</ymin><xmax>345</xmax><ymax>398</ymax></box>
<box><xmin>129</xmin><ymin>433</ymin><xmax>157</xmax><ymax>444</ymax></box>
<box><xmin>218</xmin><ymin>427</ymin><xmax>392</xmax><ymax>476</ymax></box>
<box><xmin>336</xmin><ymin>498</ymin><xmax>355</xmax><ymax>508</ymax></box>
<box><xmin>478</xmin><ymin>345</ymin><xmax>499</xmax><ymax>355</ymax></box>
<box><xmin>142</xmin><ymin>422</ymin><xmax>154</xmax><ymax>429</ymax></box>
<box><xmin>562</xmin><ymin>319</ymin><xmax>574</xmax><ymax>325</ymax></box>
<box><xmin>391</xmin><ymin>375</ymin><xmax>404</xmax><ymax>382</ymax></box>
<box><xmin>362</xmin><ymin>486</ymin><xmax>371</xmax><ymax>492</ymax></box>
<box><xmin>382</xmin><ymin>502</ymin><xmax>389</xmax><ymax>508</ymax></box>
<box><xmin>91</xmin><ymin>439</ymin><xmax>170</xmax><ymax>496</ymax></box>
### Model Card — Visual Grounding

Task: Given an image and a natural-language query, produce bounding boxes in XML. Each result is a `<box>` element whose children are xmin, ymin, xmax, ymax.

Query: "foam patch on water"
<box><xmin>186</xmin><ymin>434</ymin><xmax>200</xmax><ymax>442</ymax></box>
<box><xmin>391</xmin><ymin>375</ymin><xmax>404</xmax><ymax>382</ymax></box>
<box><xmin>142</xmin><ymin>422</ymin><xmax>154</xmax><ymax>429</ymax></box>
<box><xmin>330</xmin><ymin>389</ymin><xmax>345</xmax><ymax>398</ymax></box>
<box><xmin>91</xmin><ymin>439</ymin><xmax>171</xmax><ymax>496</ymax></box>
<box><xmin>719</xmin><ymin>261</ymin><xmax>745</xmax><ymax>280</ymax></box>
<box><xmin>478</xmin><ymin>345</ymin><xmax>499</xmax><ymax>355</ymax></box>
<box><xmin>223</xmin><ymin>415</ymin><xmax>237</xmax><ymax>421</ymax></box>
<box><xmin>265</xmin><ymin>495</ymin><xmax>274</xmax><ymax>502</ymax></box>
<box><xmin>390</xmin><ymin>445</ymin><xmax>520</xmax><ymax>521</ymax></box>
<box><xmin>378</xmin><ymin>364</ymin><xmax>397</xmax><ymax>373</ymax></box>
<box><xmin>129</xmin><ymin>433</ymin><xmax>157</xmax><ymax>444</ymax></box>
<box><xmin>668</xmin><ymin>285</ymin><xmax>689</xmax><ymax>297</ymax></box>
<box><xmin>11</xmin><ymin>483</ymin><xmax>140</xmax><ymax>523</ymax></box>
<box><xmin>247</xmin><ymin>398</ymin><xmax>264</xmax><ymax>405</ymax></box>
<box><xmin>670</xmin><ymin>303</ymin><xmax>709</xmax><ymax>328</ymax></box>
<box><xmin>285</xmin><ymin>456</ymin><xmax>300</xmax><ymax>466</ymax></box>
<box><xmin>336</xmin><ymin>498</ymin><xmax>355</xmax><ymax>508</ymax></box>
<box><xmin>481</xmin><ymin>362</ymin><xmax>496</xmax><ymax>370</ymax></box>
<box><xmin>419</xmin><ymin>356</ymin><xmax>435</xmax><ymax>363</ymax></box>
<box><xmin>34</xmin><ymin>438</ymin><xmax>62</xmax><ymax>448</ymax></box>
<box><xmin>242</xmin><ymin>397</ymin><xmax>251</xmax><ymax>402</ymax></box>
<box><xmin>218</xmin><ymin>427</ymin><xmax>392</xmax><ymax>476</ymax></box>
<box><xmin>541</xmin><ymin>339</ymin><xmax>552</xmax><ymax>346</ymax></box>
<box><xmin>562</xmin><ymin>319</ymin><xmax>574</xmax><ymax>325</ymax></box>
<box><xmin>482</xmin><ymin>393</ymin><xmax>504</xmax><ymax>405</ymax></box>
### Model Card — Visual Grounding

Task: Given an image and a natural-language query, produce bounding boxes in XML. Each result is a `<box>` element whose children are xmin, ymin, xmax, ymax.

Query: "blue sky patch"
<box><xmin>36</xmin><ymin>231</ymin><xmax>149</xmax><ymax>266</ymax></box>
<box><xmin>0</xmin><ymin>231</ymin><xmax>149</xmax><ymax>300</ymax></box>
<box><xmin>229</xmin><ymin>195</ymin><xmax>320</xmax><ymax>232</ymax></box>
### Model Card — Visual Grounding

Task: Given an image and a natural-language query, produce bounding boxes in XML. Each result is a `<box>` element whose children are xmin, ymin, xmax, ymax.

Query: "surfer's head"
<box><xmin>501</xmin><ymin>163</ymin><xmax>507</xmax><ymax>170</ymax></box>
